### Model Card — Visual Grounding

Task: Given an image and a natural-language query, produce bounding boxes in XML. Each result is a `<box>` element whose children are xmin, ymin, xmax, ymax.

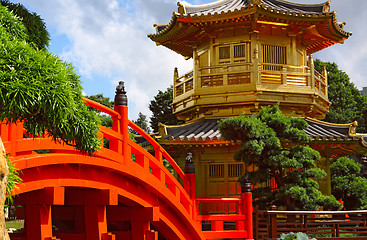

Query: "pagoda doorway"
<box><xmin>203</xmin><ymin>161</ymin><xmax>244</xmax><ymax>214</ymax></box>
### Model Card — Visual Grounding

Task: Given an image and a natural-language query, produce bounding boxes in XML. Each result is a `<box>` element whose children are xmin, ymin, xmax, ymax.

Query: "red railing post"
<box><xmin>8</xmin><ymin>121</ymin><xmax>23</xmax><ymax>157</ymax></box>
<box><xmin>114</xmin><ymin>81</ymin><xmax>130</xmax><ymax>163</ymax></box>
<box><xmin>184</xmin><ymin>152</ymin><xmax>196</xmax><ymax>219</ymax></box>
<box><xmin>240</xmin><ymin>174</ymin><xmax>253</xmax><ymax>239</ymax></box>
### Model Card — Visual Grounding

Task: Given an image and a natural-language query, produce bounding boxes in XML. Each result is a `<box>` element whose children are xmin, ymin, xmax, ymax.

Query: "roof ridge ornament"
<box><xmin>251</xmin><ymin>0</ymin><xmax>262</xmax><ymax>5</ymax></box>
<box><xmin>177</xmin><ymin>2</ymin><xmax>187</xmax><ymax>15</ymax></box>
<box><xmin>323</xmin><ymin>0</ymin><xmax>331</xmax><ymax>13</ymax></box>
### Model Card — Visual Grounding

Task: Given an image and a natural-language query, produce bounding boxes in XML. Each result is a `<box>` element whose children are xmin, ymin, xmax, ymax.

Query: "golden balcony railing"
<box><xmin>260</xmin><ymin>63</ymin><xmax>309</xmax><ymax>86</ymax></box>
<box><xmin>199</xmin><ymin>63</ymin><xmax>252</xmax><ymax>88</ymax></box>
<box><xmin>174</xmin><ymin>70</ymin><xmax>194</xmax><ymax>98</ymax></box>
<box><xmin>315</xmin><ymin>69</ymin><xmax>327</xmax><ymax>96</ymax></box>
<box><xmin>173</xmin><ymin>62</ymin><xmax>327</xmax><ymax>101</ymax></box>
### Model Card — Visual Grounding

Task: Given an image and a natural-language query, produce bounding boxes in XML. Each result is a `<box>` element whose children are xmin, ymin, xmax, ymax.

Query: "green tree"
<box><xmin>314</xmin><ymin>59</ymin><xmax>367</xmax><ymax>132</ymax></box>
<box><xmin>149</xmin><ymin>86</ymin><xmax>183</xmax><ymax>132</ymax></box>
<box><xmin>331</xmin><ymin>157</ymin><xmax>367</xmax><ymax>210</ymax></box>
<box><xmin>0</xmin><ymin>6</ymin><xmax>100</xmax><ymax>239</ymax></box>
<box><xmin>219</xmin><ymin>105</ymin><xmax>342</xmax><ymax>210</ymax></box>
<box><xmin>0</xmin><ymin>0</ymin><xmax>50</xmax><ymax>50</ymax></box>
<box><xmin>87</xmin><ymin>94</ymin><xmax>114</xmax><ymax>109</ymax></box>
<box><xmin>133</xmin><ymin>112</ymin><xmax>150</xmax><ymax>134</ymax></box>
<box><xmin>86</xmin><ymin>94</ymin><xmax>114</xmax><ymax>128</ymax></box>
<box><xmin>0</xmin><ymin>7</ymin><xmax>100</xmax><ymax>153</ymax></box>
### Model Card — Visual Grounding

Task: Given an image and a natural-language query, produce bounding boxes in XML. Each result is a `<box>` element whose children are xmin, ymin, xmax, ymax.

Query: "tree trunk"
<box><xmin>0</xmin><ymin>138</ymin><xmax>10</xmax><ymax>240</ymax></box>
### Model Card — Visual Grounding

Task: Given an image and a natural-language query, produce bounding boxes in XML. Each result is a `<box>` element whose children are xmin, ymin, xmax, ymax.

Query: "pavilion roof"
<box><xmin>148</xmin><ymin>0</ymin><xmax>351</xmax><ymax>57</ymax></box>
<box><xmin>183</xmin><ymin>0</ymin><xmax>325</xmax><ymax>17</ymax></box>
<box><xmin>155</xmin><ymin>117</ymin><xmax>366</xmax><ymax>145</ymax></box>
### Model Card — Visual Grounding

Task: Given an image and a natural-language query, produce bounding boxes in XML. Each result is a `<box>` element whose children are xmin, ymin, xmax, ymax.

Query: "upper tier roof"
<box><xmin>148</xmin><ymin>0</ymin><xmax>351</xmax><ymax>57</ymax></box>
<box><xmin>183</xmin><ymin>0</ymin><xmax>325</xmax><ymax>17</ymax></box>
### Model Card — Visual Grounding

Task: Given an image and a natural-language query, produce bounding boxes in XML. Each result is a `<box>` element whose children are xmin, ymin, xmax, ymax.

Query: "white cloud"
<box><xmin>21</xmin><ymin>0</ymin><xmax>193</xmax><ymax>120</ymax></box>
<box><xmin>313</xmin><ymin>0</ymin><xmax>367</xmax><ymax>90</ymax></box>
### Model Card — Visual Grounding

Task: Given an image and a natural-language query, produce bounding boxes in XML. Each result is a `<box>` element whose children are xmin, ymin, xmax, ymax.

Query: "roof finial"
<box><xmin>323</xmin><ymin>0</ymin><xmax>331</xmax><ymax>13</ymax></box>
<box><xmin>177</xmin><ymin>2</ymin><xmax>186</xmax><ymax>15</ymax></box>
<box><xmin>251</xmin><ymin>0</ymin><xmax>262</xmax><ymax>5</ymax></box>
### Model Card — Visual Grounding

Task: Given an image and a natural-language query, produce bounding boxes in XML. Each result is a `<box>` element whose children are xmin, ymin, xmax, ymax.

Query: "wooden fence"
<box><xmin>254</xmin><ymin>208</ymin><xmax>367</xmax><ymax>239</ymax></box>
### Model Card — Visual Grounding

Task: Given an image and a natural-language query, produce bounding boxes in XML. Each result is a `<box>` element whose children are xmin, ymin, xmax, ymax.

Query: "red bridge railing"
<box><xmin>2</xmin><ymin>81</ymin><xmax>253</xmax><ymax>240</ymax></box>
<box><xmin>89</xmin><ymin>86</ymin><xmax>254</xmax><ymax>240</ymax></box>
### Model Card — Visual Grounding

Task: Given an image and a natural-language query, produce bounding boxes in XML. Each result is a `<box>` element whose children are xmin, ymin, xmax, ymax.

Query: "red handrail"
<box><xmin>128</xmin><ymin>120</ymin><xmax>186</xmax><ymax>181</ymax></box>
<box><xmin>83</xmin><ymin>97</ymin><xmax>120</xmax><ymax>119</ymax></box>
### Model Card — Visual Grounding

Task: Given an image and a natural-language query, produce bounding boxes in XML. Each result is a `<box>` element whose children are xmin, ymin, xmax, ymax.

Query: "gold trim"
<box><xmin>304</xmin><ymin>117</ymin><xmax>357</xmax><ymax>127</ymax></box>
<box><xmin>251</xmin><ymin>0</ymin><xmax>262</xmax><ymax>5</ymax></box>
<box><xmin>304</xmin><ymin>117</ymin><xmax>361</xmax><ymax>137</ymax></box>
<box><xmin>257</xmin><ymin>20</ymin><xmax>289</xmax><ymax>27</ymax></box>
<box><xmin>158</xmin><ymin>117</ymin><xmax>209</xmax><ymax>129</ymax></box>
<box><xmin>158</xmin><ymin>122</ymin><xmax>168</xmax><ymax>137</ymax></box>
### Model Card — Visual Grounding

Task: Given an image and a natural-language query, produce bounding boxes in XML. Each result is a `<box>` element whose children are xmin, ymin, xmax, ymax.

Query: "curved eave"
<box><xmin>148</xmin><ymin>15</ymin><xmax>198</xmax><ymax>58</ymax></box>
<box><xmin>304</xmin><ymin>117</ymin><xmax>358</xmax><ymax>136</ymax></box>
<box><xmin>148</xmin><ymin>3</ymin><xmax>350</xmax><ymax>56</ymax></box>
<box><xmin>148</xmin><ymin>15</ymin><xmax>178</xmax><ymax>40</ymax></box>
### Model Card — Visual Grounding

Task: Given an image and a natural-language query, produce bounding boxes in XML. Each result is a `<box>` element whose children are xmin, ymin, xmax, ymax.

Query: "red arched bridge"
<box><xmin>2</xmin><ymin>82</ymin><xmax>253</xmax><ymax>240</ymax></box>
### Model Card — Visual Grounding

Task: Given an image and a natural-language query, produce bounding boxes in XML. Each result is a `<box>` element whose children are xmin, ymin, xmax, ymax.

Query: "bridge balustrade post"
<box><xmin>184</xmin><ymin>152</ymin><xmax>197</xmax><ymax>219</ymax></box>
<box><xmin>84</xmin><ymin>205</ymin><xmax>112</xmax><ymax>240</ymax></box>
<box><xmin>131</xmin><ymin>220</ymin><xmax>158</xmax><ymax>240</ymax></box>
<box><xmin>25</xmin><ymin>204</ymin><xmax>54</xmax><ymax>240</ymax></box>
<box><xmin>8</xmin><ymin>121</ymin><xmax>23</xmax><ymax>157</ymax></box>
<box><xmin>240</xmin><ymin>173</ymin><xmax>253</xmax><ymax>239</ymax></box>
<box><xmin>114</xmin><ymin>81</ymin><xmax>131</xmax><ymax>163</ymax></box>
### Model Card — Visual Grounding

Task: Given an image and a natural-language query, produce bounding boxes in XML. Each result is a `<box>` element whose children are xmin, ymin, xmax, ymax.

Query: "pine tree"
<box><xmin>314</xmin><ymin>59</ymin><xmax>367</xmax><ymax>132</ymax></box>
<box><xmin>149</xmin><ymin>86</ymin><xmax>183</xmax><ymax>132</ymax></box>
<box><xmin>133</xmin><ymin>112</ymin><xmax>150</xmax><ymax>134</ymax></box>
<box><xmin>331</xmin><ymin>157</ymin><xmax>367</xmax><ymax>210</ymax></box>
<box><xmin>219</xmin><ymin>105</ymin><xmax>342</xmax><ymax>210</ymax></box>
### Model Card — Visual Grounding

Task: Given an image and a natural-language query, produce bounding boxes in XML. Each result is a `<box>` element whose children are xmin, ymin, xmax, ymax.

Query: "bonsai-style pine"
<box><xmin>219</xmin><ymin>105</ymin><xmax>341</xmax><ymax>210</ymax></box>
<box><xmin>331</xmin><ymin>156</ymin><xmax>367</xmax><ymax>210</ymax></box>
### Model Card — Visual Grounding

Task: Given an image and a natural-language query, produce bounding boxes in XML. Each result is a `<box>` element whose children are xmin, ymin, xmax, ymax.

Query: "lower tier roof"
<box><xmin>156</xmin><ymin>117</ymin><xmax>366</xmax><ymax>145</ymax></box>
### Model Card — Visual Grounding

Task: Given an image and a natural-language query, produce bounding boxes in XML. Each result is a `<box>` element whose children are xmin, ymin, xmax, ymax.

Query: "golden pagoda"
<box><xmin>149</xmin><ymin>0</ymin><xmax>351</xmax><ymax>123</ymax></box>
<box><xmin>148</xmin><ymin>0</ymin><xmax>366</xmax><ymax>201</ymax></box>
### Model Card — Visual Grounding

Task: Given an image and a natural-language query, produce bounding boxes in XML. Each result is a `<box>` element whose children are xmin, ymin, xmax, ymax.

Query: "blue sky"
<box><xmin>10</xmin><ymin>0</ymin><xmax>367</xmax><ymax>121</ymax></box>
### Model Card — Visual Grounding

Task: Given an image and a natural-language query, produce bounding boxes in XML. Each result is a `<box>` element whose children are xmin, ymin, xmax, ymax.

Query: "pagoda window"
<box><xmin>219</xmin><ymin>46</ymin><xmax>230</xmax><ymax>63</ymax></box>
<box><xmin>217</xmin><ymin>42</ymin><xmax>250</xmax><ymax>64</ymax></box>
<box><xmin>262</xmin><ymin>44</ymin><xmax>287</xmax><ymax>71</ymax></box>
<box><xmin>209</xmin><ymin>164</ymin><xmax>224</xmax><ymax>178</ymax></box>
<box><xmin>234</xmin><ymin>44</ymin><xmax>246</xmax><ymax>58</ymax></box>
<box><xmin>228</xmin><ymin>163</ymin><xmax>244</xmax><ymax>178</ymax></box>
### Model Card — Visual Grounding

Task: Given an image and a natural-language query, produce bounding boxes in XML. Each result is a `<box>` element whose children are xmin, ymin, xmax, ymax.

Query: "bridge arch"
<box><xmin>3</xmin><ymin>82</ymin><xmax>252</xmax><ymax>240</ymax></box>
<box><xmin>10</xmin><ymin>149</ymin><xmax>202</xmax><ymax>240</ymax></box>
